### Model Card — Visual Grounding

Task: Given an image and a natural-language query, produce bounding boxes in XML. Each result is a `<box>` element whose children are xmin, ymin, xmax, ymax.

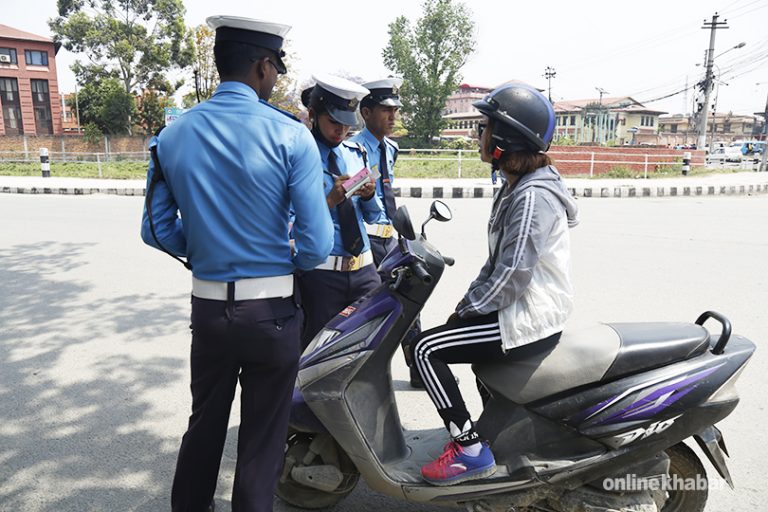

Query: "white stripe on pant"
<box><xmin>413</xmin><ymin>320</ymin><xmax>502</xmax><ymax>411</ymax></box>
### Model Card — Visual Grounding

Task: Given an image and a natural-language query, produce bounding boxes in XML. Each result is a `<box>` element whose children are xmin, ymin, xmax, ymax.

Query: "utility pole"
<box><xmin>760</xmin><ymin>88</ymin><xmax>768</xmax><ymax>172</ymax></box>
<box><xmin>596</xmin><ymin>87</ymin><xmax>608</xmax><ymax>145</ymax></box>
<box><xmin>544</xmin><ymin>66</ymin><xmax>556</xmax><ymax>102</ymax></box>
<box><xmin>697</xmin><ymin>12</ymin><xmax>728</xmax><ymax>149</ymax></box>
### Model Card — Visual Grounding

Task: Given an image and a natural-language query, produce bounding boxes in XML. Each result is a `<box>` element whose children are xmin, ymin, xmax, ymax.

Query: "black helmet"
<box><xmin>473</xmin><ymin>83</ymin><xmax>555</xmax><ymax>154</ymax></box>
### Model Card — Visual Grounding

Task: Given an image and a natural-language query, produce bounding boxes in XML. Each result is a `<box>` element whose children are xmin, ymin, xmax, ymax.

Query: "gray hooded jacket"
<box><xmin>457</xmin><ymin>165</ymin><xmax>579</xmax><ymax>349</ymax></box>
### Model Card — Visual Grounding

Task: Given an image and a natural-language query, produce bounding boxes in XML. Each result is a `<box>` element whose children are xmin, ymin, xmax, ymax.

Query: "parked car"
<box><xmin>705</xmin><ymin>146</ymin><xmax>743</xmax><ymax>164</ymax></box>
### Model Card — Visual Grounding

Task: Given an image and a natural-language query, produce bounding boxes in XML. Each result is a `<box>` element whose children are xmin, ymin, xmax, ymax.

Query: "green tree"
<box><xmin>383</xmin><ymin>0</ymin><xmax>475</xmax><ymax>146</ymax></box>
<box><xmin>75</xmin><ymin>77</ymin><xmax>135</xmax><ymax>135</ymax></box>
<box><xmin>137</xmin><ymin>89</ymin><xmax>176</xmax><ymax>136</ymax></box>
<box><xmin>49</xmin><ymin>0</ymin><xmax>194</xmax><ymax>131</ymax></box>
<box><xmin>183</xmin><ymin>25</ymin><xmax>219</xmax><ymax>107</ymax></box>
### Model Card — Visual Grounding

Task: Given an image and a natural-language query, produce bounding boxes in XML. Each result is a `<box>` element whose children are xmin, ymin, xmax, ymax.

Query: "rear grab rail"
<box><xmin>696</xmin><ymin>311</ymin><xmax>732</xmax><ymax>355</ymax></box>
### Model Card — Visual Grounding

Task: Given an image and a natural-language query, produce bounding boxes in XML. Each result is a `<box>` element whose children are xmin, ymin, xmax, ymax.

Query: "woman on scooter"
<box><xmin>411</xmin><ymin>83</ymin><xmax>579</xmax><ymax>486</ymax></box>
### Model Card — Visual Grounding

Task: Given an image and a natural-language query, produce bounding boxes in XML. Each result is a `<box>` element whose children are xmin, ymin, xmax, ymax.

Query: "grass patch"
<box><xmin>0</xmin><ymin>157</ymin><xmax>753</xmax><ymax>180</ymax></box>
<box><xmin>0</xmin><ymin>161</ymin><xmax>147</xmax><ymax>179</ymax></box>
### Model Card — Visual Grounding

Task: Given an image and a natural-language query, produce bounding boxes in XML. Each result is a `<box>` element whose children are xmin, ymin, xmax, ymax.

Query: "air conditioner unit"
<box><xmin>0</xmin><ymin>55</ymin><xmax>12</xmax><ymax>63</ymax></box>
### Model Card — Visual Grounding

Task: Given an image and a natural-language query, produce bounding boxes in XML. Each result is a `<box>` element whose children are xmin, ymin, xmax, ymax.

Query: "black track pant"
<box><xmin>410</xmin><ymin>311</ymin><xmax>561</xmax><ymax>434</ymax></box>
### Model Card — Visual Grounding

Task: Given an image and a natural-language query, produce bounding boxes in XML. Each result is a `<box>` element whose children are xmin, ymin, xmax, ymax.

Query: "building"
<box><xmin>553</xmin><ymin>97</ymin><xmax>667</xmax><ymax>146</ymax></box>
<box><xmin>60</xmin><ymin>93</ymin><xmax>81</xmax><ymax>133</ymax></box>
<box><xmin>440</xmin><ymin>84</ymin><xmax>668</xmax><ymax>145</ymax></box>
<box><xmin>657</xmin><ymin>112</ymin><xmax>764</xmax><ymax>147</ymax></box>
<box><xmin>444</xmin><ymin>83</ymin><xmax>492</xmax><ymax>115</ymax></box>
<box><xmin>0</xmin><ymin>24</ymin><xmax>63</xmax><ymax>136</ymax></box>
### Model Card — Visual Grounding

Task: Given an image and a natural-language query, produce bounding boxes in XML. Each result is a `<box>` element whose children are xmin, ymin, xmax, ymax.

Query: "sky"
<box><xmin>5</xmin><ymin>0</ymin><xmax>768</xmax><ymax>117</ymax></box>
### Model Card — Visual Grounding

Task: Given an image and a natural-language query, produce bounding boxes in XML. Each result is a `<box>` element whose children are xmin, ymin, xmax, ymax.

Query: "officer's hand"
<box><xmin>356</xmin><ymin>180</ymin><xmax>376</xmax><ymax>200</ymax></box>
<box><xmin>446</xmin><ymin>312</ymin><xmax>461</xmax><ymax>325</ymax></box>
<box><xmin>327</xmin><ymin>176</ymin><xmax>348</xmax><ymax>209</ymax></box>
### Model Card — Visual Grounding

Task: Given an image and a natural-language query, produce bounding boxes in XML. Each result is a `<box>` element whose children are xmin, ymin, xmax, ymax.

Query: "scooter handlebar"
<box><xmin>411</xmin><ymin>261</ymin><xmax>433</xmax><ymax>285</ymax></box>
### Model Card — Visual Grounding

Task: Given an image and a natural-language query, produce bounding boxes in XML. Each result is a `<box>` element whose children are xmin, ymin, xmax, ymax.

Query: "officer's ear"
<box><xmin>360</xmin><ymin>105</ymin><xmax>371</xmax><ymax>121</ymax></box>
<box><xmin>253</xmin><ymin>56</ymin><xmax>271</xmax><ymax>79</ymax></box>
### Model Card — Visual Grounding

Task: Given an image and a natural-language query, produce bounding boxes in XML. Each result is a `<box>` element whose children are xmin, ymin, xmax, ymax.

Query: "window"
<box><xmin>570</xmin><ymin>115</ymin><xmax>576</xmax><ymax>126</ymax></box>
<box><xmin>0</xmin><ymin>48</ymin><xmax>18</xmax><ymax>64</ymax></box>
<box><xmin>30</xmin><ymin>79</ymin><xmax>53</xmax><ymax>135</ymax></box>
<box><xmin>671</xmin><ymin>125</ymin><xmax>678</xmax><ymax>133</ymax></box>
<box><xmin>25</xmin><ymin>50</ymin><xmax>48</xmax><ymax>66</ymax></box>
<box><xmin>0</xmin><ymin>77</ymin><xmax>23</xmax><ymax>134</ymax></box>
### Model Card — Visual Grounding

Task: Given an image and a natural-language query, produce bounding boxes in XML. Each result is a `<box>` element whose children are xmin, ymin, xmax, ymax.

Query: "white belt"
<box><xmin>192</xmin><ymin>275</ymin><xmax>293</xmax><ymax>301</ymax></box>
<box><xmin>315</xmin><ymin>250</ymin><xmax>374</xmax><ymax>272</ymax></box>
<box><xmin>365</xmin><ymin>224</ymin><xmax>395</xmax><ymax>239</ymax></box>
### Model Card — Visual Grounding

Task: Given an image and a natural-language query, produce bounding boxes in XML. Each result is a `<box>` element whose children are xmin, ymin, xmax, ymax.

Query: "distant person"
<box><xmin>297</xmin><ymin>75</ymin><xmax>385</xmax><ymax>348</ymax></box>
<box><xmin>140</xmin><ymin>15</ymin><xmax>333</xmax><ymax>512</ymax></box>
<box><xmin>410</xmin><ymin>84</ymin><xmax>579</xmax><ymax>486</ymax></box>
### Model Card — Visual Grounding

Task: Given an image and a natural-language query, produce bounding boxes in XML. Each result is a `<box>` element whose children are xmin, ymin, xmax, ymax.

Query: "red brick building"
<box><xmin>0</xmin><ymin>24</ymin><xmax>63</xmax><ymax>136</ymax></box>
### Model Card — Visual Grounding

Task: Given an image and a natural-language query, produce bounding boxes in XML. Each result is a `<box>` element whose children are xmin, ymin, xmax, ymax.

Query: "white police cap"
<box><xmin>206</xmin><ymin>16</ymin><xmax>291</xmax><ymax>73</ymax></box>
<box><xmin>206</xmin><ymin>15</ymin><xmax>291</xmax><ymax>38</ymax></box>
<box><xmin>310</xmin><ymin>73</ymin><xmax>370</xmax><ymax>126</ymax></box>
<box><xmin>362</xmin><ymin>77</ymin><xmax>403</xmax><ymax>107</ymax></box>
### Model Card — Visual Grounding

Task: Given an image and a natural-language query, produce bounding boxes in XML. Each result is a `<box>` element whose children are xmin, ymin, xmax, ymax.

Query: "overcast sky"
<box><xmin>6</xmin><ymin>0</ymin><xmax>767</xmax><ymax>116</ymax></box>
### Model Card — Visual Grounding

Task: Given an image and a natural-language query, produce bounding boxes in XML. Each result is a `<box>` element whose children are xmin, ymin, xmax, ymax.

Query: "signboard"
<box><xmin>164</xmin><ymin>107</ymin><xmax>186</xmax><ymax>126</ymax></box>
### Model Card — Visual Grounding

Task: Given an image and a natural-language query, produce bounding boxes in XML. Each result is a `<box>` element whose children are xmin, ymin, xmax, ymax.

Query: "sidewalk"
<box><xmin>2</xmin><ymin>171</ymin><xmax>768</xmax><ymax>198</ymax></box>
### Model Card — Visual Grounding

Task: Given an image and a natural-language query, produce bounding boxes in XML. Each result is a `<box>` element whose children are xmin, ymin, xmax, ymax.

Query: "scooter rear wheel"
<box><xmin>660</xmin><ymin>443</ymin><xmax>708</xmax><ymax>512</ymax></box>
<box><xmin>276</xmin><ymin>431</ymin><xmax>360</xmax><ymax>509</ymax></box>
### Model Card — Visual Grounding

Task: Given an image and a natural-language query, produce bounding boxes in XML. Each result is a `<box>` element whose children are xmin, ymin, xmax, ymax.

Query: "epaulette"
<box><xmin>259</xmin><ymin>99</ymin><xmax>300</xmax><ymax>122</ymax></box>
<box><xmin>341</xmin><ymin>140</ymin><xmax>366</xmax><ymax>155</ymax></box>
<box><xmin>384</xmin><ymin>136</ymin><xmax>399</xmax><ymax>151</ymax></box>
<box><xmin>384</xmin><ymin>137</ymin><xmax>399</xmax><ymax>165</ymax></box>
<box><xmin>342</xmin><ymin>140</ymin><xmax>368</xmax><ymax>167</ymax></box>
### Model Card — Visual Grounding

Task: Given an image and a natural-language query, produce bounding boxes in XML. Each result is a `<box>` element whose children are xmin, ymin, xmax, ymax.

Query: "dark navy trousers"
<box><xmin>297</xmin><ymin>265</ymin><xmax>380</xmax><ymax>348</ymax></box>
<box><xmin>171</xmin><ymin>295</ymin><xmax>302</xmax><ymax>512</ymax></box>
<box><xmin>368</xmin><ymin>234</ymin><xmax>398</xmax><ymax>272</ymax></box>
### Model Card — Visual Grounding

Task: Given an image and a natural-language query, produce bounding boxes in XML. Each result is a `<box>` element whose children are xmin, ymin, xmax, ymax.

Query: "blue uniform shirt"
<box><xmin>316</xmin><ymin>139</ymin><xmax>384</xmax><ymax>256</ymax></box>
<box><xmin>140</xmin><ymin>81</ymin><xmax>334</xmax><ymax>280</ymax></box>
<box><xmin>351</xmin><ymin>127</ymin><xmax>398</xmax><ymax>225</ymax></box>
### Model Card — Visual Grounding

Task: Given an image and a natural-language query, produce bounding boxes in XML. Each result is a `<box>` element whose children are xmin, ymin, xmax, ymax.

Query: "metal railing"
<box><xmin>3</xmin><ymin>148</ymin><xmax>754</xmax><ymax>178</ymax></box>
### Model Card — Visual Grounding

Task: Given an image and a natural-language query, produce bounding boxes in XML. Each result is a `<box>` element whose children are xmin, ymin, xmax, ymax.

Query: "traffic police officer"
<box><xmin>140</xmin><ymin>15</ymin><xmax>333</xmax><ymax>512</ymax></box>
<box><xmin>351</xmin><ymin>78</ymin><xmax>424</xmax><ymax>387</ymax></box>
<box><xmin>297</xmin><ymin>74</ymin><xmax>384</xmax><ymax>348</ymax></box>
<box><xmin>351</xmin><ymin>78</ymin><xmax>402</xmax><ymax>266</ymax></box>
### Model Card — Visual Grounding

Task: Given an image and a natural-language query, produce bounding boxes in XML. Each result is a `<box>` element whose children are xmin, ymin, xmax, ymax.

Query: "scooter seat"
<box><xmin>599</xmin><ymin>322</ymin><xmax>710</xmax><ymax>380</ymax></box>
<box><xmin>473</xmin><ymin>322</ymin><xmax>710</xmax><ymax>404</ymax></box>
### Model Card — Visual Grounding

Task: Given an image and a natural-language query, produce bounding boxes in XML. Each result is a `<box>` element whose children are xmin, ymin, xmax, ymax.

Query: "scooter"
<box><xmin>278</xmin><ymin>201</ymin><xmax>755</xmax><ymax>512</ymax></box>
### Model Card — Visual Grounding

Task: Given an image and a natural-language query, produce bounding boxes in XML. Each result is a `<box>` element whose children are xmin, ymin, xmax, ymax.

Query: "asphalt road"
<box><xmin>0</xmin><ymin>194</ymin><xmax>766</xmax><ymax>511</ymax></box>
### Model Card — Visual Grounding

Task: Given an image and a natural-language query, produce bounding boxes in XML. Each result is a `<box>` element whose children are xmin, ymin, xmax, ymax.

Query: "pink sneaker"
<box><xmin>421</xmin><ymin>441</ymin><xmax>496</xmax><ymax>485</ymax></box>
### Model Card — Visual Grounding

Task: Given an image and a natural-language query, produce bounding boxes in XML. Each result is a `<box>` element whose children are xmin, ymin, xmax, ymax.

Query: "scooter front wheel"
<box><xmin>276</xmin><ymin>430</ymin><xmax>360</xmax><ymax>509</ymax></box>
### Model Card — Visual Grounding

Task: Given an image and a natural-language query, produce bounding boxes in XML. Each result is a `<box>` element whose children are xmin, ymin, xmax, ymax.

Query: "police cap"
<box><xmin>309</xmin><ymin>74</ymin><xmax>370</xmax><ymax>126</ymax></box>
<box><xmin>206</xmin><ymin>15</ymin><xmax>290</xmax><ymax>74</ymax></box>
<box><xmin>361</xmin><ymin>78</ymin><xmax>403</xmax><ymax>108</ymax></box>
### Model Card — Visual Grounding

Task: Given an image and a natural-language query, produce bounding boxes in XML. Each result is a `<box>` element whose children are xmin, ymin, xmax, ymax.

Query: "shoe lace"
<box><xmin>436</xmin><ymin>441</ymin><xmax>462</xmax><ymax>464</ymax></box>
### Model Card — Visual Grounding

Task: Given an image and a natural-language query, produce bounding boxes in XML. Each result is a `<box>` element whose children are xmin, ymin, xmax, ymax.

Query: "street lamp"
<box><xmin>715</xmin><ymin>41</ymin><xmax>746</xmax><ymax>60</ymax></box>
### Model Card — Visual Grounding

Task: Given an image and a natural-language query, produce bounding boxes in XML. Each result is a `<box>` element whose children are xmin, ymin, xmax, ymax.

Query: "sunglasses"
<box><xmin>477</xmin><ymin>122</ymin><xmax>487</xmax><ymax>138</ymax></box>
<box><xmin>250</xmin><ymin>54</ymin><xmax>286</xmax><ymax>75</ymax></box>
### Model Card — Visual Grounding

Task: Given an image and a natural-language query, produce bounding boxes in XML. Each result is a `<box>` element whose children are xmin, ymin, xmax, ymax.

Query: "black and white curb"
<box><xmin>2</xmin><ymin>184</ymin><xmax>768</xmax><ymax>198</ymax></box>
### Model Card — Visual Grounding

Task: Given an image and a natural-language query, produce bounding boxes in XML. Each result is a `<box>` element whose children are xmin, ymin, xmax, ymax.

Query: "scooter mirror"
<box><xmin>392</xmin><ymin>205</ymin><xmax>416</xmax><ymax>240</ymax></box>
<box><xmin>430</xmin><ymin>200</ymin><xmax>452</xmax><ymax>222</ymax></box>
<box><xmin>421</xmin><ymin>200</ymin><xmax>453</xmax><ymax>239</ymax></box>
